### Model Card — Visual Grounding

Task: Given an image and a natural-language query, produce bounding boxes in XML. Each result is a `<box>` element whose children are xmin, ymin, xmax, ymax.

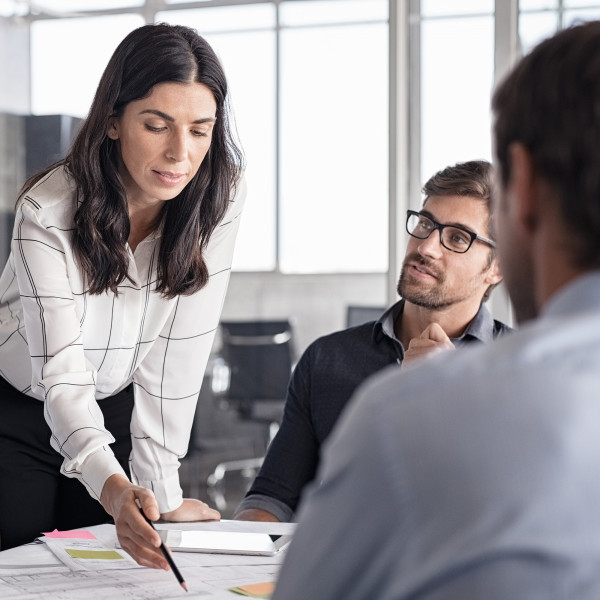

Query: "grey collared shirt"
<box><xmin>273</xmin><ymin>272</ymin><xmax>600</xmax><ymax>600</ymax></box>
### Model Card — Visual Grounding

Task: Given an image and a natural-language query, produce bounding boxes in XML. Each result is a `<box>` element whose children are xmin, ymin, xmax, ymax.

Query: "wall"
<box><xmin>221</xmin><ymin>272</ymin><xmax>388</xmax><ymax>357</ymax></box>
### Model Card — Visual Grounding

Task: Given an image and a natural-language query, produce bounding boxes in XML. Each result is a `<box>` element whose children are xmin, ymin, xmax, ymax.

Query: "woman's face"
<box><xmin>108</xmin><ymin>80</ymin><xmax>217</xmax><ymax>209</ymax></box>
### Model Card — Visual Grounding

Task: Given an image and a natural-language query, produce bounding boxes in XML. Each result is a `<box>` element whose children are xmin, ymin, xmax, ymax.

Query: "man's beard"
<box><xmin>396</xmin><ymin>255</ymin><xmax>454</xmax><ymax>310</ymax></box>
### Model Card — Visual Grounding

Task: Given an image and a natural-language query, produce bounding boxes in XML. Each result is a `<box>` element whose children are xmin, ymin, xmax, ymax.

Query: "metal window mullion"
<box><xmin>387</xmin><ymin>0</ymin><xmax>411</xmax><ymax>304</ymax></box>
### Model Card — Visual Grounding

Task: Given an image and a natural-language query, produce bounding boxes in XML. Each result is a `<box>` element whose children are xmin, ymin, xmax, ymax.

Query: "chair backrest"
<box><xmin>218</xmin><ymin>320</ymin><xmax>295</xmax><ymax>404</ymax></box>
<box><xmin>345</xmin><ymin>305</ymin><xmax>386</xmax><ymax>328</ymax></box>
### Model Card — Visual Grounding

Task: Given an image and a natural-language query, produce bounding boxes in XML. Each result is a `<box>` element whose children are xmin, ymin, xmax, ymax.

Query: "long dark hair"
<box><xmin>20</xmin><ymin>23</ymin><xmax>244</xmax><ymax>298</ymax></box>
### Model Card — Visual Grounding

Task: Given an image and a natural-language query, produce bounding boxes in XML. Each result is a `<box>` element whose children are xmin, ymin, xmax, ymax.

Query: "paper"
<box><xmin>0</xmin><ymin>523</ymin><xmax>288</xmax><ymax>599</ymax></box>
<box><xmin>41</xmin><ymin>535</ymin><xmax>140</xmax><ymax>571</ymax></box>
<box><xmin>229</xmin><ymin>580</ymin><xmax>275</xmax><ymax>597</ymax></box>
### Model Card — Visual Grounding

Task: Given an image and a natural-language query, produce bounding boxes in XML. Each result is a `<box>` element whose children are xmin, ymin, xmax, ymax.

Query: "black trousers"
<box><xmin>0</xmin><ymin>376</ymin><xmax>134</xmax><ymax>550</ymax></box>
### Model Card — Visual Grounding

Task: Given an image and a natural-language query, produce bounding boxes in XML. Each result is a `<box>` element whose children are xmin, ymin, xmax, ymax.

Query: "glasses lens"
<box><xmin>441</xmin><ymin>227</ymin><xmax>472</xmax><ymax>253</ymax></box>
<box><xmin>407</xmin><ymin>213</ymin><xmax>433</xmax><ymax>239</ymax></box>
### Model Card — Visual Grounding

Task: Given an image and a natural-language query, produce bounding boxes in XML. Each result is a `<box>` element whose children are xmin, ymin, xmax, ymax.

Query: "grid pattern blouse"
<box><xmin>0</xmin><ymin>166</ymin><xmax>246</xmax><ymax>512</ymax></box>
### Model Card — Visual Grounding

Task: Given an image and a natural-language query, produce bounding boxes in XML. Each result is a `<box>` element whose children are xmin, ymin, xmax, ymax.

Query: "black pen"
<box><xmin>139</xmin><ymin>507</ymin><xmax>188</xmax><ymax>593</ymax></box>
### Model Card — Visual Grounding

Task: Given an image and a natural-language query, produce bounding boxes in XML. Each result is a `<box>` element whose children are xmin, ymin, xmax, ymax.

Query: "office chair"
<box><xmin>346</xmin><ymin>304</ymin><xmax>386</xmax><ymax>327</ymax></box>
<box><xmin>206</xmin><ymin>319</ymin><xmax>295</xmax><ymax>509</ymax></box>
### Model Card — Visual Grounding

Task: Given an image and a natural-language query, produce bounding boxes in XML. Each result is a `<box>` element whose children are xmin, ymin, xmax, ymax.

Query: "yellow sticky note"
<box><xmin>66</xmin><ymin>549</ymin><xmax>124</xmax><ymax>560</ymax></box>
<box><xmin>229</xmin><ymin>581</ymin><xmax>275</xmax><ymax>598</ymax></box>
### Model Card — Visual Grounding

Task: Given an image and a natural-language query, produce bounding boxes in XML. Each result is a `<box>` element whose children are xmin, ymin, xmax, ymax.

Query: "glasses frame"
<box><xmin>405</xmin><ymin>209</ymin><xmax>496</xmax><ymax>254</ymax></box>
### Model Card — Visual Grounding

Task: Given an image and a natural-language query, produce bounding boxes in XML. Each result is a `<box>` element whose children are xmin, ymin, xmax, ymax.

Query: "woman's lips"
<box><xmin>153</xmin><ymin>170</ymin><xmax>186</xmax><ymax>186</ymax></box>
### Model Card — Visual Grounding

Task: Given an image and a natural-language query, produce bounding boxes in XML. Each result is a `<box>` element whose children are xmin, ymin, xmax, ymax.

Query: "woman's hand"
<box><xmin>161</xmin><ymin>498</ymin><xmax>220</xmax><ymax>522</ymax></box>
<box><xmin>99</xmin><ymin>474</ymin><xmax>168</xmax><ymax>570</ymax></box>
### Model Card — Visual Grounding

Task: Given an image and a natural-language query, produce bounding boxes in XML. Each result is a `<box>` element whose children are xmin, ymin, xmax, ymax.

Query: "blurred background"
<box><xmin>1</xmin><ymin>0</ymin><xmax>598</xmax><ymax>515</ymax></box>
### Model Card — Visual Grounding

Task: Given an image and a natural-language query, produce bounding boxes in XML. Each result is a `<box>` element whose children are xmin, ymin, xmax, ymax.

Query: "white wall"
<box><xmin>221</xmin><ymin>272</ymin><xmax>388</xmax><ymax>357</ymax></box>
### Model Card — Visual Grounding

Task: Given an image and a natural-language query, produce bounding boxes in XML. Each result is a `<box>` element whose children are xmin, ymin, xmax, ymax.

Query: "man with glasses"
<box><xmin>234</xmin><ymin>159</ymin><xmax>509</xmax><ymax>523</ymax></box>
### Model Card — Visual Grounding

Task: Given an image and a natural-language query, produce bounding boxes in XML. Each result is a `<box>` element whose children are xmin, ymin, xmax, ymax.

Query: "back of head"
<box><xmin>492</xmin><ymin>20</ymin><xmax>600</xmax><ymax>268</ymax></box>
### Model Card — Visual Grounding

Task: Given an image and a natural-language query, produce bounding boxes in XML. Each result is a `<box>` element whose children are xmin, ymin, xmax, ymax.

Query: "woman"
<box><xmin>0</xmin><ymin>22</ymin><xmax>245</xmax><ymax>570</ymax></box>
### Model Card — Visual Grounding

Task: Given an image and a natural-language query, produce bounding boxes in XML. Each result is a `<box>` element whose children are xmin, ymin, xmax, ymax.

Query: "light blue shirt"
<box><xmin>273</xmin><ymin>271</ymin><xmax>600</xmax><ymax>600</ymax></box>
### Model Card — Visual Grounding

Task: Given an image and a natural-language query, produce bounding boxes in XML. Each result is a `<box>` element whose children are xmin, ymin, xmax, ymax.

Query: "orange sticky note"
<box><xmin>230</xmin><ymin>581</ymin><xmax>275</xmax><ymax>598</ymax></box>
<box><xmin>43</xmin><ymin>529</ymin><xmax>97</xmax><ymax>539</ymax></box>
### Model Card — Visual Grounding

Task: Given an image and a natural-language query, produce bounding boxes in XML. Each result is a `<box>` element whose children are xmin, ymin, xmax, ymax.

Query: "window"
<box><xmin>158</xmin><ymin>4</ymin><xmax>278</xmax><ymax>271</ymax></box>
<box><xmin>278</xmin><ymin>5</ymin><xmax>388</xmax><ymax>273</ymax></box>
<box><xmin>419</xmin><ymin>4</ymin><xmax>494</xmax><ymax>188</ymax></box>
<box><xmin>31</xmin><ymin>14</ymin><xmax>144</xmax><ymax>116</ymax></box>
<box><xmin>29</xmin><ymin>0</ymin><xmax>388</xmax><ymax>274</ymax></box>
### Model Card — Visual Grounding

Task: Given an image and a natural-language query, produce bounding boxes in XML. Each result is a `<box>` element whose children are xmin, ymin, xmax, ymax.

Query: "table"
<box><xmin>0</xmin><ymin>519</ymin><xmax>295</xmax><ymax>599</ymax></box>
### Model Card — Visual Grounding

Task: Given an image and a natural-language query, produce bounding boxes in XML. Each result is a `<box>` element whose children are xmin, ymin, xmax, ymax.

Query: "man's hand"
<box><xmin>403</xmin><ymin>322</ymin><xmax>455</xmax><ymax>366</ymax></box>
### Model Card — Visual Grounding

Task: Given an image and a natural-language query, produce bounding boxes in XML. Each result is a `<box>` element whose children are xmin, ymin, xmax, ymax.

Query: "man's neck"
<box><xmin>395</xmin><ymin>300</ymin><xmax>481</xmax><ymax>349</ymax></box>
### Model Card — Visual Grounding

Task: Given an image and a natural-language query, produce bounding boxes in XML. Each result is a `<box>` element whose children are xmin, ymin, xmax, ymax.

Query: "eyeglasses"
<box><xmin>406</xmin><ymin>210</ymin><xmax>496</xmax><ymax>254</ymax></box>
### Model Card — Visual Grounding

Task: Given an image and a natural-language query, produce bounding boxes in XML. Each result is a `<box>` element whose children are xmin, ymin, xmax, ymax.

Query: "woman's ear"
<box><xmin>107</xmin><ymin>117</ymin><xmax>119</xmax><ymax>140</ymax></box>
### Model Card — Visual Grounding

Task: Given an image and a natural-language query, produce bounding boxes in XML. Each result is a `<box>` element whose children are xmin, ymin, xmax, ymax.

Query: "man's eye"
<box><xmin>449</xmin><ymin>230</ymin><xmax>470</xmax><ymax>245</ymax></box>
<box><xmin>417</xmin><ymin>219</ymin><xmax>433</xmax><ymax>231</ymax></box>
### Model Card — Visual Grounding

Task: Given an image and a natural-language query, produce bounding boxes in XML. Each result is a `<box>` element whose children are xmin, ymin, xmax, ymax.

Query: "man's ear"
<box><xmin>484</xmin><ymin>256</ymin><xmax>503</xmax><ymax>286</ymax></box>
<box><xmin>107</xmin><ymin>117</ymin><xmax>119</xmax><ymax>140</ymax></box>
<box><xmin>507</xmin><ymin>142</ymin><xmax>539</xmax><ymax>234</ymax></box>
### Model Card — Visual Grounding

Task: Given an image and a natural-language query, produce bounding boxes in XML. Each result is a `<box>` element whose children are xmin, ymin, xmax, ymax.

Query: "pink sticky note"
<box><xmin>43</xmin><ymin>529</ymin><xmax>97</xmax><ymax>539</ymax></box>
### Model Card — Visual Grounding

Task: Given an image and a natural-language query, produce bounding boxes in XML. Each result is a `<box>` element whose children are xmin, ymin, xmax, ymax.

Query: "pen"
<box><xmin>139</xmin><ymin>507</ymin><xmax>188</xmax><ymax>593</ymax></box>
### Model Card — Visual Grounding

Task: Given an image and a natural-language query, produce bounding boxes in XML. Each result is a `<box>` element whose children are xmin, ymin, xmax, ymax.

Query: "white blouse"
<box><xmin>0</xmin><ymin>166</ymin><xmax>246</xmax><ymax>512</ymax></box>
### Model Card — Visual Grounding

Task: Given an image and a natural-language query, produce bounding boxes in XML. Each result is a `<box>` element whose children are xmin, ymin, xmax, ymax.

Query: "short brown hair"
<box><xmin>422</xmin><ymin>159</ymin><xmax>496</xmax><ymax>242</ymax></box>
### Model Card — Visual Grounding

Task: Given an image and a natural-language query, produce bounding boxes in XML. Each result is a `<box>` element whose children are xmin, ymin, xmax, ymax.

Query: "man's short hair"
<box><xmin>422</xmin><ymin>159</ymin><xmax>496</xmax><ymax>241</ymax></box>
<box><xmin>492</xmin><ymin>20</ymin><xmax>600</xmax><ymax>269</ymax></box>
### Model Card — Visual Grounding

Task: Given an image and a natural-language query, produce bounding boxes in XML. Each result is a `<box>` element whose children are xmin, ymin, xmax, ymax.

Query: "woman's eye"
<box><xmin>192</xmin><ymin>129</ymin><xmax>209</xmax><ymax>137</ymax></box>
<box><xmin>145</xmin><ymin>124</ymin><xmax>165</xmax><ymax>133</ymax></box>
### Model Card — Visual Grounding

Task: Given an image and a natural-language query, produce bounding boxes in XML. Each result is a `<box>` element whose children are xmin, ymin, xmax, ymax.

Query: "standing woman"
<box><xmin>0</xmin><ymin>22</ymin><xmax>245</xmax><ymax>569</ymax></box>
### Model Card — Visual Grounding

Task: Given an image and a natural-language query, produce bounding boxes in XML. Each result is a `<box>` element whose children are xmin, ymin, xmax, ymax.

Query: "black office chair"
<box><xmin>206</xmin><ymin>319</ymin><xmax>296</xmax><ymax>508</ymax></box>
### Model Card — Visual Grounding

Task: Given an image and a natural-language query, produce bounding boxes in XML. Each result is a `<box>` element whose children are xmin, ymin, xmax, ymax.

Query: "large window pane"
<box><xmin>420</xmin><ymin>15</ymin><xmax>494</xmax><ymax>185</ymax></box>
<box><xmin>31</xmin><ymin>14</ymin><xmax>143</xmax><ymax>117</ymax></box>
<box><xmin>280</xmin><ymin>22</ymin><xmax>388</xmax><ymax>273</ymax></box>
<box><xmin>159</xmin><ymin>7</ymin><xmax>277</xmax><ymax>271</ymax></box>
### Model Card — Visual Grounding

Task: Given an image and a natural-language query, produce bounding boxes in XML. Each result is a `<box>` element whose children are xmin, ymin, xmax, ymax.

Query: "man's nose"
<box><xmin>417</xmin><ymin>230</ymin><xmax>444</xmax><ymax>258</ymax></box>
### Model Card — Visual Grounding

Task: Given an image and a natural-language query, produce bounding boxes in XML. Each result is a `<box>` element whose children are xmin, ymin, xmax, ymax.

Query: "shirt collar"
<box><xmin>373</xmin><ymin>299</ymin><xmax>495</xmax><ymax>345</ymax></box>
